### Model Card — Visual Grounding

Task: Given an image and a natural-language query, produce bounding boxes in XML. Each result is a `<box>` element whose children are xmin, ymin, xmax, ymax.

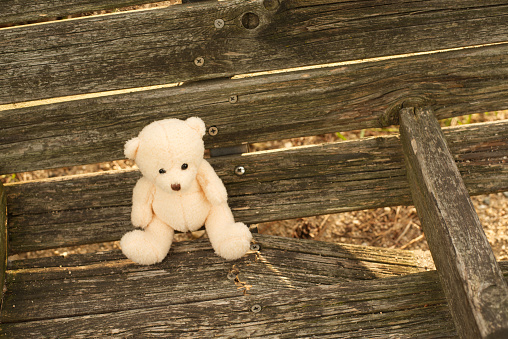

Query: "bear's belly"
<box><xmin>152</xmin><ymin>190</ymin><xmax>211</xmax><ymax>232</ymax></box>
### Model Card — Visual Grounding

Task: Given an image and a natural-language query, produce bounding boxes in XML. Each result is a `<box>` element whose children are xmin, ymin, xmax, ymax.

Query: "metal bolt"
<box><xmin>250</xmin><ymin>243</ymin><xmax>260</xmax><ymax>251</ymax></box>
<box><xmin>229</xmin><ymin>95</ymin><xmax>238</xmax><ymax>104</ymax></box>
<box><xmin>214</xmin><ymin>19</ymin><xmax>225</xmax><ymax>29</ymax></box>
<box><xmin>227</xmin><ymin>272</ymin><xmax>236</xmax><ymax>280</ymax></box>
<box><xmin>235</xmin><ymin>166</ymin><xmax>246</xmax><ymax>176</ymax></box>
<box><xmin>251</xmin><ymin>304</ymin><xmax>262</xmax><ymax>313</ymax></box>
<box><xmin>194</xmin><ymin>57</ymin><xmax>205</xmax><ymax>67</ymax></box>
<box><xmin>208</xmin><ymin>126</ymin><xmax>218</xmax><ymax>136</ymax></box>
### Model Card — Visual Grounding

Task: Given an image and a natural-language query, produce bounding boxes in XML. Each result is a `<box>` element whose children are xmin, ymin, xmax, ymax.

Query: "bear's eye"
<box><xmin>159</xmin><ymin>168</ymin><xmax>166</xmax><ymax>174</ymax></box>
<box><xmin>181</xmin><ymin>163</ymin><xmax>188</xmax><ymax>170</ymax></box>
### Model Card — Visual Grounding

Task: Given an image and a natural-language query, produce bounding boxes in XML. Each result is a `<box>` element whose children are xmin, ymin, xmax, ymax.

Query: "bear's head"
<box><xmin>124</xmin><ymin>117</ymin><xmax>206</xmax><ymax>193</ymax></box>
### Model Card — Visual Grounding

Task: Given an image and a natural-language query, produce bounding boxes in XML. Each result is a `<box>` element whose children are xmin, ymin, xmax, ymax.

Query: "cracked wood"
<box><xmin>1</xmin><ymin>44</ymin><xmax>507</xmax><ymax>174</ymax></box>
<box><xmin>1</xmin><ymin>0</ymin><xmax>507</xmax><ymax>104</ymax></box>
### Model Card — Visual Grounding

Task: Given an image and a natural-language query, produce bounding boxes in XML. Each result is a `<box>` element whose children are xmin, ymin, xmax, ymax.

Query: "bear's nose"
<box><xmin>171</xmin><ymin>184</ymin><xmax>181</xmax><ymax>191</ymax></box>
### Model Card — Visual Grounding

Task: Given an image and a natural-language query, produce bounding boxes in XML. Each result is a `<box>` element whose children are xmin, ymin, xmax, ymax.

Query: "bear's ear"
<box><xmin>124</xmin><ymin>137</ymin><xmax>140</xmax><ymax>160</ymax></box>
<box><xmin>185</xmin><ymin>117</ymin><xmax>206</xmax><ymax>137</ymax></box>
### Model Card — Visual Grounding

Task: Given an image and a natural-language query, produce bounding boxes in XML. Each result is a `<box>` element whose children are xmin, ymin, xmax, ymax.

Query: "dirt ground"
<box><xmin>251</xmin><ymin>112</ymin><xmax>508</xmax><ymax>261</ymax></box>
<box><xmin>3</xmin><ymin>111</ymin><xmax>507</xmax><ymax>262</ymax></box>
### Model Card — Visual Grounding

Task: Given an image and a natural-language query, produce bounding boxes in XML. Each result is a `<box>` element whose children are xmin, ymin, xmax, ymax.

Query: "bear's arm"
<box><xmin>131</xmin><ymin>176</ymin><xmax>155</xmax><ymax>228</ymax></box>
<box><xmin>196</xmin><ymin>160</ymin><xmax>228</xmax><ymax>206</ymax></box>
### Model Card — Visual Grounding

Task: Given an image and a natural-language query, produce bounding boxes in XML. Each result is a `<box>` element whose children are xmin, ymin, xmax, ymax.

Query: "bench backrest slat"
<box><xmin>1</xmin><ymin>0</ymin><xmax>507</xmax><ymax>104</ymax></box>
<box><xmin>1</xmin><ymin>43</ymin><xmax>507</xmax><ymax>175</ymax></box>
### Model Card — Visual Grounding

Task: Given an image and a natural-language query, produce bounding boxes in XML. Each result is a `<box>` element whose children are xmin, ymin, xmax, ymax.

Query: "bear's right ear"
<box><xmin>124</xmin><ymin>137</ymin><xmax>140</xmax><ymax>160</ymax></box>
<box><xmin>185</xmin><ymin>117</ymin><xmax>206</xmax><ymax>137</ymax></box>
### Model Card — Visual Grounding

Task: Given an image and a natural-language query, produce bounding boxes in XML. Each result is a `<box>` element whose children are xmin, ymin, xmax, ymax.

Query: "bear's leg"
<box><xmin>205</xmin><ymin>203</ymin><xmax>252</xmax><ymax>260</ymax></box>
<box><xmin>120</xmin><ymin>216</ymin><xmax>174</xmax><ymax>265</ymax></box>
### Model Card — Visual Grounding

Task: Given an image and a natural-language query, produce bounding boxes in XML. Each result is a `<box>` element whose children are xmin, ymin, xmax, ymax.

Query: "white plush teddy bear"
<box><xmin>120</xmin><ymin>117</ymin><xmax>252</xmax><ymax>265</ymax></box>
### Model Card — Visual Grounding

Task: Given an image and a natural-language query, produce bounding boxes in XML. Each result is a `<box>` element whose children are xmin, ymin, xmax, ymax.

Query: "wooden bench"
<box><xmin>1</xmin><ymin>0</ymin><xmax>508</xmax><ymax>337</ymax></box>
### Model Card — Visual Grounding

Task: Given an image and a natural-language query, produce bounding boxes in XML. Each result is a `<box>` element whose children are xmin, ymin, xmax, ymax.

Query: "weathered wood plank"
<box><xmin>0</xmin><ymin>183</ymin><xmax>7</xmax><ymax>311</ymax></box>
<box><xmin>4</xmin><ymin>120</ymin><xmax>508</xmax><ymax>253</ymax></box>
<box><xmin>8</xmin><ymin>234</ymin><xmax>431</xmax><ymax>271</ymax></box>
<box><xmin>1</xmin><ymin>0</ymin><xmax>507</xmax><ymax>104</ymax></box>
<box><xmin>399</xmin><ymin>107</ymin><xmax>508</xmax><ymax>339</ymax></box>
<box><xmin>0</xmin><ymin>272</ymin><xmax>463</xmax><ymax>338</ymax></box>
<box><xmin>1</xmin><ymin>44</ymin><xmax>507</xmax><ymax>175</ymax></box>
<box><xmin>0</xmin><ymin>0</ymin><xmax>169</xmax><ymax>26</ymax></box>
<box><xmin>7</xmin><ymin>242</ymin><xmax>508</xmax><ymax>338</ymax></box>
<box><xmin>1</xmin><ymin>234</ymin><xmax>431</xmax><ymax>323</ymax></box>
<box><xmin>0</xmin><ymin>270</ymin><xmax>463</xmax><ymax>338</ymax></box>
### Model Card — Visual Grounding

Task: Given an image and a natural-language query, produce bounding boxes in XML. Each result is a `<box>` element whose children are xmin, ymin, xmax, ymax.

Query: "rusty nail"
<box><xmin>229</xmin><ymin>95</ymin><xmax>238</xmax><ymax>104</ymax></box>
<box><xmin>214</xmin><ymin>19</ymin><xmax>225</xmax><ymax>29</ymax></box>
<box><xmin>208</xmin><ymin>126</ymin><xmax>218</xmax><ymax>136</ymax></box>
<box><xmin>227</xmin><ymin>272</ymin><xmax>236</xmax><ymax>280</ymax></box>
<box><xmin>194</xmin><ymin>57</ymin><xmax>205</xmax><ymax>67</ymax></box>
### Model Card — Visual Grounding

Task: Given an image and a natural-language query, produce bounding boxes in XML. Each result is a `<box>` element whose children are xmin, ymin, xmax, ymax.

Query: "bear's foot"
<box><xmin>212</xmin><ymin>222</ymin><xmax>252</xmax><ymax>260</ymax></box>
<box><xmin>120</xmin><ymin>222</ymin><xmax>173</xmax><ymax>265</ymax></box>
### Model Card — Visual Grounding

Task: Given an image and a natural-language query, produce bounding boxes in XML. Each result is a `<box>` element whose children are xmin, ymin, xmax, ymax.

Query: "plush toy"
<box><xmin>120</xmin><ymin>117</ymin><xmax>252</xmax><ymax>265</ymax></box>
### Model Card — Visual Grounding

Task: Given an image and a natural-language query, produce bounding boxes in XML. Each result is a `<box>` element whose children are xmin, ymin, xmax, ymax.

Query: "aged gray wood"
<box><xmin>399</xmin><ymin>107</ymin><xmax>508</xmax><ymax>339</ymax></box>
<box><xmin>4</xmin><ymin>120</ymin><xmax>508</xmax><ymax>253</ymax></box>
<box><xmin>0</xmin><ymin>0</ymin><xmax>164</xmax><ymax>26</ymax></box>
<box><xmin>10</xmin><ymin>257</ymin><xmax>505</xmax><ymax>338</ymax></box>
<box><xmin>1</xmin><ymin>44</ymin><xmax>507</xmax><ymax>175</ymax></box>
<box><xmin>1</xmin><ymin>234</ymin><xmax>432</xmax><ymax>323</ymax></box>
<box><xmin>0</xmin><ymin>183</ymin><xmax>7</xmax><ymax>310</ymax></box>
<box><xmin>0</xmin><ymin>271</ymin><xmax>464</xmax><ymax>338</ymax></box>
<box><xmin>1</xmin><ymin>0</ymin><xmax>507</xmax><ymax>104</ymax></box>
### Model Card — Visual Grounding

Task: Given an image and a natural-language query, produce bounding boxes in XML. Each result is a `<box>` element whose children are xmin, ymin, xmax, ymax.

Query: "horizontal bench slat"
<box><xmin>5</xmin><ymin>120</ymin><xmax>507</xmax><ymax>253</ymax></box>
<box><xmin>1</xmin><ymin>0</ymin><xmax>507</xmax><ymax>104</ymax></box>
<box><xmin>1</xmin><ymin>234</ymin><xmax>431</xmax><ymax>323</ymax></box>
<box><xmin>5</xmin><ymin>237</ymin><xmax>432</xmax><ymax>329</ymax></box>
<box><xmin>1</xmin><ymin>44</ymin><xmax>507</xmax><ymax>175</ymax></box>
<box><xmin>0</xmin><ymin>0</ymin><xmax>165</xmax><ymax>26</ymax></box>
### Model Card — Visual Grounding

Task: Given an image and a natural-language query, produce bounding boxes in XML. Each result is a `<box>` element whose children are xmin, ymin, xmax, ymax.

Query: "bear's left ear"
<box><xmin>185</xmin><ymin>117</ymin><xmax>206</xmax><ymax>137</ymax></box>
<box><xmin>124</xmin><ymin>137</ymin><xmax>140</xmax><ymax>160</ymax></box>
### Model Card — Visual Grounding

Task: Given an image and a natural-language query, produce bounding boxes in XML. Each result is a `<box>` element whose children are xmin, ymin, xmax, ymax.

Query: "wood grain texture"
<box><xmin>399</xmin><ymin>107</ymin><xmax>508</xmax><ymax>339</ymax></box>
<box><xmin>4</xmin><ymin>120</ymin><xmax>508</xmax><ymax>253</ymax></box>
<box><xmin>0</xmin><ymin>273</ymin><xmax>462</xmax><ymax>338</ymax></box>
<box><xmin>1</xmin><ymin>0</ymin><xmax>507</xmax><ymax>104</ymax></box>
<box><xmin>0</xmin><ymin>183</ymin><xmax>7</xmax><ymax>311</ymax></box>
<box><xmin>1</xmin><ymin>44</ymin><xmax>507</xmax><ymax>175</ymax></box>
<box><xmin>1</xmin><ymin>234</ymin><xmax>433</xmax><ymax>324</ymax></box>
<box><xmin>0</xmin><ymin>0</ymin><xmax>167</xmax><ymax>26</ymax></box>
<box><xmin>0</xmin><ymin>234</ymin><xmax>470</xmax><ymax>338</ymax></box>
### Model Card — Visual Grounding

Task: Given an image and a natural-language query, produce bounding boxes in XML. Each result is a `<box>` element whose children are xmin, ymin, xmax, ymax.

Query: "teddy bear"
<box><xmin>120</xmin><ymin>117</ymin><xmax>252</xmax><ymax>265</ymax></box>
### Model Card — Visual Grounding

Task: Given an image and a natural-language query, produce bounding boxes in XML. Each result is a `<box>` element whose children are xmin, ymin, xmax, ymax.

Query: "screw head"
<box><xmin>214</xmin><ymin>19</ymin><xmax>225</xmax><ymax>29</ymax></box>
<box><xmin>194</xmin><ymin>57</ymin><xmax>205</xmax><ymax>67</ymax></box>
<box><xmin>227</xmin><ymin>272</ymin><xmax>236</xmax><ymax>280</ymax></box>
<box><xmin>250</xmin><ymin>243</ymin><xmax>260</xmax><ymax>251</ymax></box>
<box><xmin>235</xmin><ymin>166</ymin><xmax>246</xmax><ymax>176</ymax></box>
<box><xmin>208</xmin><ymin>126</ymin><xmax>218</xmax><ymax>136</ymax></box>
<box><xmin>263</xmin><ymin>0</ymin><xmax>280</xmax><ymax>11</ymax></box>
<box><xmin>251</xmin><ymin>304</ymin><xmax>262</xmax><ymax>313</ymax></box>
<box><xmin>229</xmin><ymin>95</ymin><xmax>238</xmax><ymax>104</ymax></box>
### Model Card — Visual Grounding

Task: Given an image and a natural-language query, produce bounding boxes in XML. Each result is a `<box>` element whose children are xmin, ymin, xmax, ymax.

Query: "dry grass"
<box><xmin>252</xmin><ymin>111</ymin><xmax>508</xmax><ymax>261</ymax></box>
